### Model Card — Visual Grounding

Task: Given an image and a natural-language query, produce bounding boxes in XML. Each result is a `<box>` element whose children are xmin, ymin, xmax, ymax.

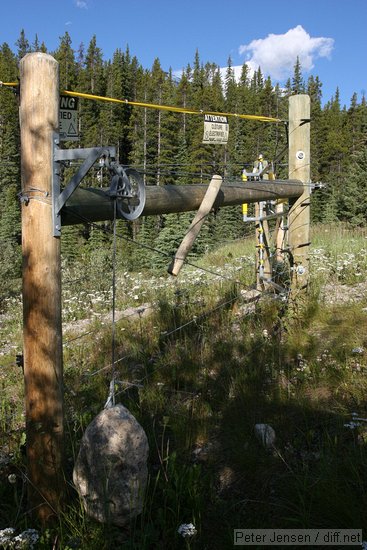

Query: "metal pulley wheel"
<box><xmin>110</xmin><ymin>167</ymin><xmax>146</xmax><ymax>221</ymax></box>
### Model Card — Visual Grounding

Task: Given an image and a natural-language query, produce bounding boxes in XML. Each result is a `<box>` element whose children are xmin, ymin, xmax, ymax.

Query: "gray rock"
<box><xmin>73</xmin><ymin>404</ymin><xmax>149</xmax><ymax>526</ymax></box>
<box><xmin>254</xmin><ymin>423</ymin><xmax>276</xmax><ymax>448</ymax></box>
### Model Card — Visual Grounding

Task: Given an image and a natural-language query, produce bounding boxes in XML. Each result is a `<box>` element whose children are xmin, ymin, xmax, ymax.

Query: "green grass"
<box><xmin>1</xmin><ymin>224</ymin><xmax>367</xmax><ymax>548</ymax></box>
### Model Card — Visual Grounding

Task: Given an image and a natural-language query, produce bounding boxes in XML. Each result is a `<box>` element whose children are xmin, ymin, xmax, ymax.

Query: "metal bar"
<box><xmin>52</xmin><ymin>145</ymin><xmax>116</xmax><ymax>235</ymax></box>
<box><xmin>55</xmin><ymin>148</ymin><xmax>108</xmax><ymax>214</ymax></box>
<box><xmin>54</xmin><ymin>146</ymin><xmax>116</xmax><ymax>162</ymax></box>
<box><xmin>259</xmin><ymin>277</ymin><xmax>288</xmax><ymax>294</ymax></box>
<box><xmin>244</xmin><ymin>210</ymin><xmax>286</xmax><ymax>223</ymax></box>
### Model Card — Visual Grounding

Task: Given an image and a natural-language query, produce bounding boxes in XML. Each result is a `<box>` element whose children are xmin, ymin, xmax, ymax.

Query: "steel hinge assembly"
<box><xmin>52</xmin><ymin>135</ymin><xmax>146</xmax><ymax>237</ymax></box>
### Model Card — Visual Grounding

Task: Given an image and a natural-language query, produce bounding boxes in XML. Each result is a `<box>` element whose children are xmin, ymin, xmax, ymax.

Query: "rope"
<box><xmin>62</xmin><ymin>204</ymin><xmax>294</xmax><ymax>297</ymax></box>
<box><xmin>63</xmin><ymin>206</ymin><xmax>246</xmax><ymax>285</ymax></box>
<box><xmin>62</xmin><ymin>89</ymin><xmax>282</xmax><ymax>123</ymax></box>
<box><xmin>105</xmin><ymin>199</ymin><xmax>118</xmax><ymax>408</ymax></box>
<box><xmin>160</xmin><ymin>294</ymin><xmax>244</xmax><ymax>338</ymax></box>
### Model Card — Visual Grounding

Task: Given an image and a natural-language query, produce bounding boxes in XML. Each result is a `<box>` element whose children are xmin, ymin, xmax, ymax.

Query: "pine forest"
<box><xmin>0</xmin><ymin>30</ymin><xmax>366</xmax><ymax>297</ymax></box>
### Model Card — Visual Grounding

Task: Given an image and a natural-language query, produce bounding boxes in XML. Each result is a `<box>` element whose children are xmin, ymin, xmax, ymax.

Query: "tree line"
<box><xmin>0</xmin><ymin>30</ymin><xmax>366</xmax><ymax>294</ymax></box>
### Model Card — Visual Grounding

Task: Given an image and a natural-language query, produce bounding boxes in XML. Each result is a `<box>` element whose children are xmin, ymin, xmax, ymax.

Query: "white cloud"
<box><xmin>75</xmin><ymin>0</ymin><xmax>88</xmax><ymax>8</ymax></box>
<box><xmin>238</xmin><ymin>25</ymin><xmax>334</xmax><ymax>80</ymax></box>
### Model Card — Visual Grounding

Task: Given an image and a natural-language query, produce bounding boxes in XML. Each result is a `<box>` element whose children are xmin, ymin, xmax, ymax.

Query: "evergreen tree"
<box><xmin>132</xmin><ymin>216</ymin><xmax>160</xmax><ymax>269</ymax></box>
<box><xmin>128</xmin><ymin>67</ymin><xmax>149</xmax><ymax>177</ymax></box>
<box><xmin>0</xmin><ymin>43</ymin><xmax>21</xmax><ymax>286</ymax></box>
<box><xmin>292</xmin><ymin>57</ymin><xmax>305</xmax><ymax>94</ymax></box>
<box><xmin>307</xmin><ymin>75</ymin><xmax>323</xmax><ymax>173</ymax></box>
<box><xmin>78</xmin><ymin>35</ymin><xmax>105</xmax><ymax>146</ymax></box>
<box><xmin>224</xmin><ymin>57</ymin><xmax>240</xmax><ymax>175</ymax></box>
<box><xmin>346</xmin><ymin>92</ymin><xmax>367</xmax><ymax>154</ymax></box>
<box><xmin>307</xmin><ymin>74</ymin><xmax>324</xmax><ymax>220</ymax></box>
<box><xmin>32</xmin><ymin>34</ymin><xmax>40</xmax><ymax>52</ymax></box>
<box><xmin>15</xmin><ymin>29</ymin><xmax>30</xmax><ymax>61</ymax></box>
<box><xmin>153</xmin><ymin>212</ymin><xmax>194</xmax><ymax>269</ymax></box>
<box><xmin>339</xmin><ymin>148</ymin><xmax>367</xmax><ymax>225</ymax></box>
<box><xmin>237</xmin><ymin>63</ymin><xmax>254</xmax><ymax>170</ymax></box>
<box><xmin>101</xmin><ymin>46</ymin><xmax>138</xmax><ymax>163</ymax></box>
<box><xmin>53</xmin><ymin>32</ymin><xmax>77</xmax><ymax>90</ymax></box>
<box><xmin>140</xmin><ymin>58</ymin><xmax>166</xmax><ymax>185</ymax></box>
<box><xmin>318</xmin><ymin>88</ymin><xmax>348</xmax><ymax>220</ymax></box>
<box><xmin>159</xmin><ymin>69</ymin><xmax>180</xmax><ymax>184</ymax></box>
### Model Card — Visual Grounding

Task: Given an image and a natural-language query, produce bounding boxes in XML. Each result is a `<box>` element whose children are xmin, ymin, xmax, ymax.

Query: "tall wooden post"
<box><xmin>288</xmin><ymin>95</ymin><xmax>311</xmax><ymax>291</ymax></box>
<box><xmin>20</xmin><ymin>53</ymin><xmax>64</xmax><ymax>523</ymax></box>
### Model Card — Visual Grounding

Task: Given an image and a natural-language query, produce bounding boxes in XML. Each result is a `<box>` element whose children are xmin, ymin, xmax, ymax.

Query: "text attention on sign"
<box><xmin>202</xmin><ymin>114</ymin><xmax>229</xmax><ymax>144</ymax></box>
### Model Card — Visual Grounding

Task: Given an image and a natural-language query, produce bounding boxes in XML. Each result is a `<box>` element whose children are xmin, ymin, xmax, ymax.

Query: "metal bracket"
<box><xmin>52</xmin><ymin>134</ymin><xmax>116</xmax><ymax>236</ymax></box>
<box><xmin>242</xmin><ymin>171</ymin><xmax>265</xmax><ymax>181</ymax></box>
<box><xmin>310</xmin><ymin>181</ymin><xmax>325</xmax><ymax>191</ymax></box>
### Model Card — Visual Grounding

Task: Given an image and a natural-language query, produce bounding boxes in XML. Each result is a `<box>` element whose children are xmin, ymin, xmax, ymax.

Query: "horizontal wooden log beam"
<box><xmin>61</xmin><ymin>180</ymin><xmax>304</xmax><ymax>226</ymax></box>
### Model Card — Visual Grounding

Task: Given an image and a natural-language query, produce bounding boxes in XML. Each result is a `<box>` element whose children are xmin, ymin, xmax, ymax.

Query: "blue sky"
<box><xmin>2</xmin><ymin>0</ymin><xmax>366</xmax><ymax>107</ymax></box>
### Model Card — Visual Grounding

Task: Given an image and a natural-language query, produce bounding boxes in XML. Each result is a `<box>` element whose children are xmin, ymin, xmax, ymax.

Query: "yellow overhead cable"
<box><xmin>0</xmin><ymin>81</ymin><xmax>282</xmax><ymax>123</ymax></box>
<box><xmin>62</xmin><ymin>89</ymin><xmax>282</xmax><ymax>123</ymax></box>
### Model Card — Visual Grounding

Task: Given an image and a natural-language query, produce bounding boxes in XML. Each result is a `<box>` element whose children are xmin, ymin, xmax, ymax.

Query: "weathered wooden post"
<box><xmin>20</xmin><ymin>53</ymin><xmax>65</xmax><ymax>523</ymax></box>
<box><xmin>168</xmin><ymin>175</ymin><xmax>222</xmax><ymax>276</ymax></box>
<box><xmin>288</xmin><ymin>95</ymin><xmax>311</xmax><ymax>291</ymax></box>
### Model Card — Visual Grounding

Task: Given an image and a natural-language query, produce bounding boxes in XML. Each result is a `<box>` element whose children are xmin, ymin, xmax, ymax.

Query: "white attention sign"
<box><xmin>202</xmin><ymin>114</ymin><xmax>229</xmax><ymax>144</ymax></box>
<box><xmin>59</xmin><ymin>95</ymin><xmax>79</xmax><ymax>141</ymax></box>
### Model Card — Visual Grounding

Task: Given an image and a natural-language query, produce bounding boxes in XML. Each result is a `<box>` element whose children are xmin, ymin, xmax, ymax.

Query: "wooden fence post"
<box><xmin>288</xmin><ymin>95</ymin><xmax>311</xmax><ymax>291</ymax></box>
<box><xmin>20</xmin><ymin>53</ymin><xmax>65</xmax><ymax>524</ymax></box>
<box><xmin>168</xmin><ymin>175</ymin><xmax>222</xmax><ymax>276</ymax></box>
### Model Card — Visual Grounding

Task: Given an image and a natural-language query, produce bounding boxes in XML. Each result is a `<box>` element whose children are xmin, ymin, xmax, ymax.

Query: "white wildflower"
<box><xmin>0</xmin><ymin>528</ymin><xmax>15</xmax><ymax>546</ymax></box>
<box><xmin>178</xmin><ymin>523</ymin><xmax>197</xmax><ymax>538</ymax></box>
<box><xmin>344</xmin><ymin>421</ymin><xmax>361</xmax><ymax>429</ymax></box>
<box><xmin>8</xmin><ymin>473</ymin><xmax>17</xmax><ymax>484</ymax></box>
<box><xmin>13</xmin><ymin>529</ymin><xmax>39</xmax><ymax>549</ymax></box>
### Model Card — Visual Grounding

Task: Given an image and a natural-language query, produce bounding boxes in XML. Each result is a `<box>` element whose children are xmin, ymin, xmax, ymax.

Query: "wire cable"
<box><xmin>108</xmin><ymin>199</ymin><xmax>118</xmax><ymax>408</ymax></box>
<box><xmin>1</xmin><ymin>79</ymin><xmax>285</xmax><ymax>124</ymax></box>
<box><xmin>62</xmin><ymin>89</ymin><xmax>283</xmax><ymax>123</ymax></box>
<box><xmin>63</xmin><ymin>206</ymin><xmax>249</xmax><ymax>286</ymax></box>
